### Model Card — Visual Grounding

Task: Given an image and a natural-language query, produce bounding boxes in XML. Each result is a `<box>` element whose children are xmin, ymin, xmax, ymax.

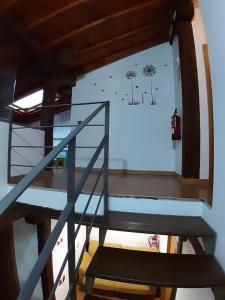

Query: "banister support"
<box><xmin>67</xmin><ymin>137</ymin><xmax>76</xmax><ymax>300</ymax></box>
<box><xmin>99</xmin><ymin>102</ymin><xmax>110</xmax><ymax>247</ymax></box>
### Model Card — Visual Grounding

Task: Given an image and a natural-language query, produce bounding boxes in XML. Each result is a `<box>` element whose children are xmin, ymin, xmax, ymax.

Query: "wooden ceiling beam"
<box><xmin>72</xmin><ymin>25</ymin><xmax>170</xmax><ymax>69</ymax></box>
<box><xmin>0</xmin><ymin>0</ymin><xmax>177</xmax><ymax>98</ymax></box>
<box><xmin>74</xmin><ymin>21</ymin><xmax>171</xmax><ymax>58</ymax></box>
<box><xmin>175</xmin><ymin>0</ymin><xmax>194</xmax><ymax>22</ymax></box>
<box><xmin>75</xmin><ymin>34</ymin><xmax>168</xmax><ymax>75</ymax></box>
<box><xmin>0</xmin><ymin>0</ymin><xmax>16</xmax><ymax>10</ymax></box>
<box><xmin>25</xmin><ymin>0</ymin><xmax>89</xmax><ymax>30</ymax></box>
<box><xmin>47</xmin><ymin>0</ymin><xmax>171</xmax><ymax>47</ymax></box>
<box><xmin>52</xmin><ymin>4</ymin><xmax>172</xmax><ymax>55</ymax></box>
<box><xmin>169</xmin><ymin>0</ymin><xmax>194</xmax><ymax>45</ymax></box>
<box><xmin>0</xmin><ymin>40</ymin><xmax>25</xmax><ymax>70</ymax></box>
<box><xmin>0</xmin><ymin>11</ymin><xmax>76</xmax><ymax>85</ymax></box>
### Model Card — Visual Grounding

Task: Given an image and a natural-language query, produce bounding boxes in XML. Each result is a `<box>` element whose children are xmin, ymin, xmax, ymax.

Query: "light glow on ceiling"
<box><xmin>12</xmin><ymin>90</ymin><xmax>43</xmax><ymax>109</ymax></box>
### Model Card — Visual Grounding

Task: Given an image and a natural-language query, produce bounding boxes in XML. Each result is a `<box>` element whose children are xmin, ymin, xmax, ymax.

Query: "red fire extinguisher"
<box><xmin>171</xmin><ymin>109</ymin><xmax>181</xmax><ymax>140</ymax></box>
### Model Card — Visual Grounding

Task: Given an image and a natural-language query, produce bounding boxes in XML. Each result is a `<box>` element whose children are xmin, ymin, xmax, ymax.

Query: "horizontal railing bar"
<box><xmin>80</xmin><ymin>124</ymin><xmax>104</xmax><ymax>127</ymax></box>
<box><xmin>10</xmin><ymin>164</ymin><xmax>37</xmax><ymax>168</ymax></box>
<box><xmin>48</xmin><ymin>245</ymin><xmax>73</xmax><ymax>300</ymax></box>
<box><xmin>0</xmin><ymin>116</ymin><xmax>10</xmax><ymax>122</ymax></box>
<box><xmin>11</xmin><ymin>145</ymin><xmax>98</xmax><ymax>149</ymax></box>
<box><xmin>17</xmin><ymin>203</ymin><xmax>74</xmax><ymax>300</ymax></box>
<box><xmin>10</xmin><ymin>137</ymin><xmax>105</xmax><ymax>170</ymax></box>
<box><xmin>10</xmin><ymin>164</ymin><xmax>68</xmax><ymax>169</ymax></box>
<box><xmin>12</xmin><ymin>124</ymin><xmax>104</xmax><ymax>130</ymax></box>
<box><xmin>74</xmin><ymin>163</ymin><xmax>105</xmax><ymax>240</ymax></box>
<box><xmin>73</xmin><ymin>146</ymin><xmax>99</xmax><ymax>149</ymax></box>
<box><xmin>0</xmin><ymin>102</ymin><xmax>107</xmax><ymax>215</ymax></box>
<box><xmin>11</xmin><ymin>146</ymin><xmax>60</xmax><ymax>149</ymax></box>
<box><xmin>2</xmin><ymin>101</ymin><xmax>107</xmax><ymax>112</ymax></box>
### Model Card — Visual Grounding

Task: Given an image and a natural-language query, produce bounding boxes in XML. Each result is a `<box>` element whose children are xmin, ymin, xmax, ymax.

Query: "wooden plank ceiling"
<box><xmin>0</xmin><ymin>0</ymin><xmax>178</xmax><ymax>100</ymax></box>
<box><xmin>0</xmin><ymin>0</ymin><xmax>194</xmax><ymax>125</ymax></box>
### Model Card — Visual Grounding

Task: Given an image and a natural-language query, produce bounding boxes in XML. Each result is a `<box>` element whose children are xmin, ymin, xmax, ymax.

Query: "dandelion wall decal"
<box><xmin>143</xmin><ymin>64</ymin><xmax>156</xmax><ymax>77</ymax></box>
<box><xmin>125</xmin><ymin>71</ymin><xmax>136</xmax><ymax>105</ymax></box>
<box><xmin>123</xmin><ymin>65</ymin><xmax>158</xmax><ymax>107</ymax></box>
<box><xmin>143</xmin><ymin>64</ymin><xmax>157</xmax><ymax>105</ymax></box>
<box><xmin>125</xmin><ymin>70</ymin><xmax>136</xmax><ymax>79</ymax></box>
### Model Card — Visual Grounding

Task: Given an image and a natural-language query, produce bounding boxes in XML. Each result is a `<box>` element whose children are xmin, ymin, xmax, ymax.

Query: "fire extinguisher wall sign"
<box><xmin>171</xmin><ymin>109</ymin><xmax>181</xmax><ymax>140</ymax></box>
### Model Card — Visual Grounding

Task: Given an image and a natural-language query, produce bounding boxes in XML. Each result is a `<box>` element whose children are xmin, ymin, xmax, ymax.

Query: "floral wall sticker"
<box><xmin>143</xmin><ymin>64</ymin><xmax>157</xmax><ymax>105</ymax></box>
<box><xmin>90</xmin><ymin>62</ymin><xmax>168</xmax><ymax>107</ymax></box>
<box><xmin>124</xmin><ymin>64</ymin><xmax>158</xmax><ymax>106</ymax></box>
<box><xmin>125</xmin><ymin>70</ymin><xmax>136</xmax><ymax>105</ymax></box>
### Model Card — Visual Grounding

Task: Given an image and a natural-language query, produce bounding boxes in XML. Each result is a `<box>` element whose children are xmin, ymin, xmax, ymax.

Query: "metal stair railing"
<box><xmin>0</xmin><ymin>101</ymin><xmax>110</xmax><ymax>300</ymax></box>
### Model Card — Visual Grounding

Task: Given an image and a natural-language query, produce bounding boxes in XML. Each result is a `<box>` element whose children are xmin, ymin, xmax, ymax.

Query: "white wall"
<box><xmin>53</xmin><ymin>110</ymin><xmax>71</xmax><ymax>142</ymax></box>
<box><xmin>29</xmin><ymin>110</ymin><xmax>72</xmax><ymax>145</ymax></box>
<box><xmin>172</xmin><ymin>36</ymin><xmax>183</xmax><ymax>175</ymax></box>
<box><xmin>13</xmin><ymin>218</ymin><xmax>43</xmax><ymax>300</ymax></box>
<box><xmin>199</xmin><ymin>0</ymin><xmax>225</xmax><ymax>271</ymax></box>
<box><xmin>176</xmin><ymin>289</ymin><xmax>214</xmax><ymax>300</ymax></box>
<box><xmin>4</xmin><ymin>184</ymin><xmax>203</xmax><ymax>216</ymax></box>
<box><xmin>11</xmin><ymin>125</ymin><xmax>44</xmax><ymax>176</ymax></box>
<box><xmin>51</xmin><ymin>220</ymin><xmax>69</xmax><ymax>300</ymax></box>
<box><xmin>176</xmin><ymin>240</ymin><xmax>214</xmax><ymax>300</ymax></box>
<box><xmin>72</xmin><ymin>43</ymin><xmax>176</xmax><ymax>172</ymax></box>
<box><xmin>51</xmin><ymin>220</ymin><xmax>86</xmax><ymax>300</ymax></box>
<box><xmin>192</xmin><ymin>1</ymin><xmax>210</xmax><ymax>179</ymax></box>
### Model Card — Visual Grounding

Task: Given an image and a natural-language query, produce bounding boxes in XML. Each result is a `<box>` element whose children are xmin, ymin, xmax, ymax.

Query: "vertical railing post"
<box><xmin>7</xmin><ymin>109</ymin><xmax>13</xmax><ymax>182</ymax></box>
<box><xmin>99</xmin><ymin>102</ymin><xmax>110</xmax><ymax>246</ymax></box>
<box><xmin>104</xmin><ymin>102</ymin><xmax>110</xmax><ymax>215</ymax></box>
<box><xmin>67</xmin><ymin>137</ymin><xmax>76</xmax><ymax>300</ymax></box>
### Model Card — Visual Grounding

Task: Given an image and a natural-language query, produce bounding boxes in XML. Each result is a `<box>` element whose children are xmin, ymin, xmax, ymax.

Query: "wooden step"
<box><xmin>103</xmin><ymin>211</ymin><xmax>215</xmax><ymax>237</ymax></box>
<box><xmin>11</xmin><ymin>204</ymin><xmax>214</xmax><ymax>238</ymax></box>
<box><xmin>86</xmin><ymin>246</ymin><xmax>225</xmax><ymax>288</ymax></box>
<box><xmin>84</xmin><ymin>294</ymin><xmax>156</xmax><ymax>300</ymax></box>
<box><xmin>84</xmin><ymin>295</ymin><xmax>110</xmax><ymax>300</ymax></box>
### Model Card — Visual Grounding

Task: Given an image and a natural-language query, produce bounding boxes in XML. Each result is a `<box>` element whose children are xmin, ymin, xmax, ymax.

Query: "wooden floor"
<box><xmin>9</xmin><ymin>169</ymin><xmax>212</xmax><ymax>202</ymax></box>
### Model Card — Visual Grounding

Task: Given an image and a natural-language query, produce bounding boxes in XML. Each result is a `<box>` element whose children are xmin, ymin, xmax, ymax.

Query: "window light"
<box><xmin>12</xmin><ymin>90</ymin><xmax>43</xmax><ymax>109</ymax></box>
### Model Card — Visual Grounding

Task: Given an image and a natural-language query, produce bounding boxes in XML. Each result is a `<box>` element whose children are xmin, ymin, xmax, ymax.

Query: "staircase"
<box><xmin>84</xmin><ymin>211</ymin><xmax>225</xmax><ymax>299</ymax></box>
<box><xmin>1</xmin><ymin>101</ymin><xmax>225</xmax><ymax>300</ymax></box>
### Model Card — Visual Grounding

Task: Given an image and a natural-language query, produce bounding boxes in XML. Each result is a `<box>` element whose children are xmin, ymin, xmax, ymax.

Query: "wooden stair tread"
<box><xmin>104</xmin><ymin>211</ymin><xmax>215</xmax><ymax>237</ymax></box>
<box><xmin>84</xmin><ymin>295</ymin><xmax>110</xmax><ymax>300</ymax></box>
<box><xmin>86</xmin><ymin>246</ymin><xmax>225</xmax><ymax>288</ymax></box>
<box><xmin>11</xmin><ymin>204</ymin><xmax>214</xmax><ymax>238</ymax></box>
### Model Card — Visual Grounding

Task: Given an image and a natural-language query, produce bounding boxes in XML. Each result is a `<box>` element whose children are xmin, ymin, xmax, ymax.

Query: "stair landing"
<box><xmin>9</xmin><ymin>169</ymin><xmax>212</xmax><ymax>202</ymax></box>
